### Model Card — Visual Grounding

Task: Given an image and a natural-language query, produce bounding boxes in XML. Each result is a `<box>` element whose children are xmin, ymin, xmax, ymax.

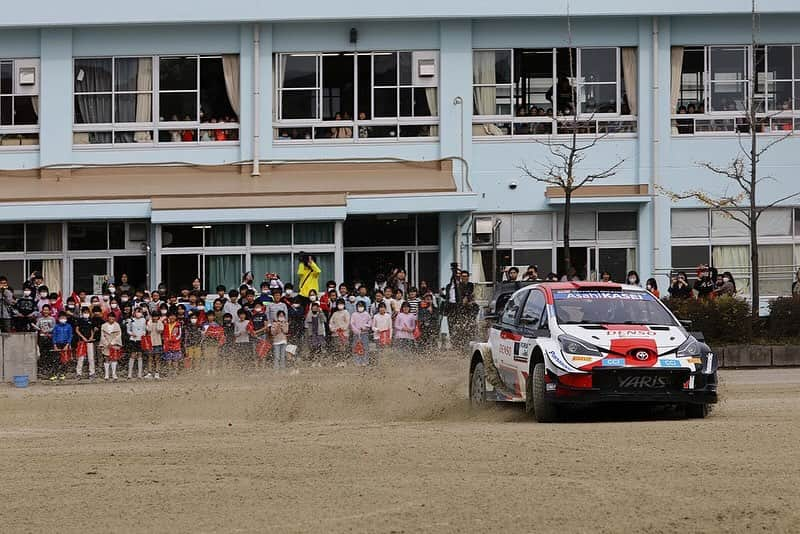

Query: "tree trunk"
<box><xmin>563</xmin><ymin>190</ymin><xmax>572</xmax><ymax>276</ymax></box>
<box><xmin>750</xmin><ymin>121</ymin><xmax>759</xmax><ymax>329</ymax></box>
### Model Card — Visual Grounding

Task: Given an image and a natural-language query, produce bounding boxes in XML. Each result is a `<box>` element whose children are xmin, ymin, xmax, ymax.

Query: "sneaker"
<box><xmin>144</xmin><ymin>373</ymin><xmax>153</xmax><ymax>379</ymax></box>
<box><xmin>112</xmin><ymin>375</ymin><xmax>118</xmax><ymax>381</ymax></box>
<box><xmin>103</xmin><ymin>376</ymin><xmax>109</xmax><ymax>381</ymax></box>
<box><xmin>49</xmin><ymin>375</ymin><xmax>57</xmax><ymax>382</ymax></box>
<box><xmin>75</xmin><ymin>374</ymin><xmax>83</xmax><ymax>380</ymax></box>
<box><xmin>335</xmin><ymin>362</ymin><xmax>346</xmax><ymax>368</ymax></box>
<box><xmin>88</xmin><ymin>374</ymin><xmax>96</xmax><ymax>380</ymax></box>
<box><xmin>59</xmin><ymin>374</ymin><xmax>66</xmax><ymax>381</ymax></box>
<box><xmin>154</xmin><ymin>373</ymin><xmax>161</xmax><ymax>380</ymax></box>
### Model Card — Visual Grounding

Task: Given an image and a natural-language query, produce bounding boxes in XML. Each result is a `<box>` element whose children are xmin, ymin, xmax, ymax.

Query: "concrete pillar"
<box><xmin>39</xmin><ymin>28</ymin><xmax>73</xmax><ymax>167</ymax></box>
<box><xmin>439</xmin><ymin>21</ymin><xmax>472</xmax><ymax>191</ymax></box>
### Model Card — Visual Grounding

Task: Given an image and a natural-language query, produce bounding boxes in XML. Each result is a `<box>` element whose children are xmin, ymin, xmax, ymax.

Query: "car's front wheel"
<box><xmin>470</xmin><ymin>361</ymin><xmax>487</xmax><ymax>407</ymax></box>
<box><xmin>531</xmin><ymin>363</ymin><xmax>559</xmax><ymax>423</ymax></box>
<box><xmin>685</xmin><ymin>403</ymin><xmax>709</xmax><ymax>419</ymax></box>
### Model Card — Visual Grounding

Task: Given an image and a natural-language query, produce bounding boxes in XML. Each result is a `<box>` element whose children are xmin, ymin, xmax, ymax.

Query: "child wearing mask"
<box><xmin>75</xmin><ymin>306</ymin><xmax>96</xmax><ymax>379</ymax></box>
<box><xmin>305</xmin><ymin>302</ymin><xmax>327</xmax><ymax>366</ymax></box>
<box><xmin>202</xmin><ymin>311</ymin><xmax>225</xmax><ymax>374</ymax></box>
<box><xmin>99</xmin><ymin>314</ymin><xmax>123</xmax><ymax>380</ymax></box>
<box><xmin>36</xmin><ymin>286</ymin><xmax>51</xmax><ymax>316</ymax></box>
<box><xmin>249</xmin><ymin>303</ymin><xmax>270</xmax><ymax>368</ymax></box>
<box><xmin>328</xmin><ymin>298</ymin><xmax>351</xmax><ymax>362</ymax></box>
<box><xmin>15</xmin><ymin>286</ymin><xmax>37</xmax><ymax>332</ymax></box>
<box><xmin>34</xmin><ymin>304</ymin><xmax>56</xmax><ymax>379</ymax></box>
<box><xmin>145</xmin><ymin>310</ymin><xmax>164</xmax><ymax>379</ymax></box>
<box><xmin>370</xmin><ymin>291</ymin><xmax>385</xmax><ymax>316</ymax></box>
<box><xmin>162</xmin><ymin>311</ymin><xmax>183</xmax><ymax>374</ymax></box>
<box><xmin>270</xmin><ymin>310</ymin><xmax>289</xmax><ymax>370</ymax></box>
<box><xmin>126</xmin><ymin>307</ymin><xmax>147</xmax><ymax>379</ymax></box>
<box><xmin>417</xmin><ymin>293</ymin><xmax>439</xmax><ymax>350</ymax></box>
<box><xmin>52</xmin><ymin>311</ymin><xmax>74</xmax><ymax>381</ymax></box>
<box><xmin>233</xmin><ymin>309</ymin><xmax>252</xmax><ymax>363</ymax></box>
<box><xmin>184</xmin><ymin>312</ymin><xmax>203</xmax><ymax>371</ymax></box>
<box><xmin>349</xmin><ymin>301</ymin><xmax>371</xmax><ymax>366</ymax></box>
<box><xmin>221</xmin><ymin>313</ymin><xmax>236</xmax><ymax>364</ymax></box>
<box><xmin>406</xmin><ymin>287</ymin><xmax>421</xmax><ymax>316</ymax></box>
<box><xmin>393</xmin><ymin>301</ymin><xmax>417</xmax><ymax>350</ymax></box>
<box><xmin>224</xmin><ymin>290</ymin><xmax>241</xmax><ymax>318</ymax></box>
<box><xmin>371</xmin><ymin>303</ymin><xmax>392</xmax><ymax>350</ymax></box>
<box><xmin>355</xmin><ymin>285</ymin><xmax>371</xmax><ymax>310</ymax></box>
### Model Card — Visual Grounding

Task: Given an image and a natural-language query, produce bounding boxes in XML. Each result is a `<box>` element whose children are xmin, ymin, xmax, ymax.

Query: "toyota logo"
<box><xmin>634</xmin><ymin>351</ymin><xmax>650</xmax><ymax>361</ymax></box>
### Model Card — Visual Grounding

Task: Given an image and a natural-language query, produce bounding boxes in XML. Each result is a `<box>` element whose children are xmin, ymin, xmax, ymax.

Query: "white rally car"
<box><xmin>469</xmin><ymin>282</ymin><xmax>718</xmax><ymax>422</ymax></box>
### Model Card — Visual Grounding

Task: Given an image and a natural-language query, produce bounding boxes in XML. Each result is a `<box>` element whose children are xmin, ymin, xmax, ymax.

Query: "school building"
<box><xmin>1</xmin><ymin>1</ymin><xmax>799</xmax><ymax>304</ymax></box>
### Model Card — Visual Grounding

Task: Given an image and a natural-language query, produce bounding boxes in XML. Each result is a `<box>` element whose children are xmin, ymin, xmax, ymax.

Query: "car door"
<box><xmin>492</xmin><ymin>288</ymin><xmax>530</xmax><ymax>394</ymax></box>
<box><xmin>515</xmin><ymin>289</ymin><xmax>547</xmax><ymax>370</ymax></box>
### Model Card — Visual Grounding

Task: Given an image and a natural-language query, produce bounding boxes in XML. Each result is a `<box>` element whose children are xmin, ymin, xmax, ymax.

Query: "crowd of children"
<box><xmin>8</xmin><ymin>268</ymin><xmax>443</xmax><ymax>381</ymax></box>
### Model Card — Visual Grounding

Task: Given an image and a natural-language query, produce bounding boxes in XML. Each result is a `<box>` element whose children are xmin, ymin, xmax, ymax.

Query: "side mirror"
<box><xmin>680</xmin><ymin>319</ymin><xmax>692</xmax><ymax>329</ymax></box>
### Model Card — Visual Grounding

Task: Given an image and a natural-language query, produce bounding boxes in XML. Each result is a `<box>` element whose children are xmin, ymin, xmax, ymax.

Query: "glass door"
<box><xmin>161</xmin><ymin>254</ymin><xmax>200</xmax><ymax>293</ymax></box>
<box><xmin>204</xmin><ymin>254</ymin><xmax>243</xmax><ymax>293</ymax></box>
<box><xmin>72</xmin><ymin>258</ymin><xmax>110</xmax><ymax>294</ymax></box>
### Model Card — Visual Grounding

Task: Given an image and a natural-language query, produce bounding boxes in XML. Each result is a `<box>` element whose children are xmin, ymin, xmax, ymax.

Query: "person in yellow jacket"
<box><xmin>296</xmin><ymin>253</ymin><xmax>321</xmax><ymax>301</ymax></box>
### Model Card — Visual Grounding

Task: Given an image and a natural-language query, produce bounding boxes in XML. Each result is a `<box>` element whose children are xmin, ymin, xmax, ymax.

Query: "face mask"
<box><xmin>348</xmin><ymin>296</ymin><xmax>355</xmax><ymax>302</ymax></box>
<box><xmin>109</xmin><ymin>288</ymin><xmax>116</xmax><ymax>294</ymax></box>
<box><xmin>40</xmin><ymin>292</ymin><xmax>48</xmax><ymax>299</ymax></box>
<box><xmin>312</xmin><ymin>311</ymin><xmax>319</xmax><ymax>316</ymax></box>
<box><xmin>723</xmin><ymin>277</ymin><xmax>730</xmax><ymax>283</ymax></box>
<box><xmin>286</xmin><ymin>290</ymin><xmax>294</xmax><ymax>297</ymax></box>
<box><xmin>102</xmin><ymin>296</ymin><xmax>109</xmax><ymax>302</ymax></box>
<box><xmin>111</xmin><ymin>303</ymin><xmax>118</xmax><ymax>309</ymax></box>
<box><xmin>628</xmin><ymin>277</ymin><xmax>637</xmax><ymax>284</ymax></box>
<box><xmin>23</xmin><ymin>290</ymin><xmax>31</xmax><ymax>296</ymax></box>
<box><xmin>190</xmin><ymin>318</ymin><xmax>198</xmax><ymax>324</ymax></box>
<box><xmin>82</xmin><ymin>313</ymin><xmax>90</xmax><ymax>319</ymax></box>
<box><xmin>134</xmin><ymin>312</ymin><xmax>142</xmax><ymax>318</ymax></box>
<box><xmin>121</xmin><ymin>297</ymin><xmax>129</xmax><ymax>303</ymax></box>
<box><xmin>161</xmin><ymin>310</ymin><xmax>168</xmax><ymax>316</ymax></box>
<box><xmin>143</xmin><ymin>298</ymin><xmax>151</xmax><ymax>303</ymax></box>
<box><xmin>309</xmin><ymin>295</ymin><xmax>317</xmax><ymax>302</ymax></box>
<box><xmin>337</xmin><ymin>304</ymin><xmax>345</xmax><ymax>310</ymax></box>
<box><xmin>254</xmin><ymin>308</ymin><xmax>263</xmax><ymax>314</ymax></box>
<box><xmin>59</xmin><ymin>318</ymin><xmax>67</xmax><ymax>324</ymax></box>
<box><xmin>67</xmin><ymin>305</ymin><xmax>75</xmax><ymax>310</ymax></box>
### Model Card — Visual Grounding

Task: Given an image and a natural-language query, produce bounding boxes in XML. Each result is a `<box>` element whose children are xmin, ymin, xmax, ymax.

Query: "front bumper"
<box><xmin>546</xmin><ymin>368</ymin><xmax>718</xmax><ymax>405</ymax></box>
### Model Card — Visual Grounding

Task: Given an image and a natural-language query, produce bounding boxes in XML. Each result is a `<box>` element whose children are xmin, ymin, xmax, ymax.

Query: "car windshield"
<box><xmin>552</xmin><ymin>290</ymin><xmax>677</xmax><ymax>326</ymax></box>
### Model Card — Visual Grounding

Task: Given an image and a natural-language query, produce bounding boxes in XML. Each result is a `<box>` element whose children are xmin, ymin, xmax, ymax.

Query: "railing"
<box><xmin>274</xmin><ymin>119</ymin><xmax>439</xmax><ymax>143</ymax></box>
<box><xmin>0</xmin><ymin>125</ymin><xmax>39</xmax><ymax>148</ymax></box>
<box><xmin>472</xmin><ymin>116</ymin><xmax>638</xmax><ymax>138</ymax></box>
<box><xmin>72</xmin><ymin>121</ymin><xmax>240</xmax><ymax>146</ymax></box>
<box><xmin>671</xmin><ymin>114</ymin><xmax>799</xmax><ymax>136</ymax></box>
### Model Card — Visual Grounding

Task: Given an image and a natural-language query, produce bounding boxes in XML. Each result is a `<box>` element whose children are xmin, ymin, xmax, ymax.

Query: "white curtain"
<box><xmin>134</xmin><ymin>58</ymin><xmax>153</xmax><ymax>142</ymax></box>
<box><xmin>472</xmin><ymin>51</ymin><xmax>502</xmax><ymax>136</ymax></box>
<box><xmin>758</xmin><ymin>245</ymin><xmax>793</xmax><ymax>296</ymax></box>
<box><xmin>670</xmin><ymin>47</ymin><xmax>685</xmax><ymax>114</ymax></box>
<box><xmin>472</xmin><ymin>250</ymin><xmax>486</xmax><ymax>283</ymax></box>
<box><xmin>621</xmin><ymin>48</ymin><xmax>638</xmax><ymax>115</ymax></box>
<box><xmin>42</xmin><ymin>259</ymin><xmax>62</xmax><ymax>295</ymax></box>
<box><xmin>222</xmin><ymin>54</ymin><xmax>240</xmax><ymax>118</ymax></box>
<box><xmin>626</xmin><ymin>248</ymin><xmax>637</xmax><ymax>276</ymax></box>
<box><xmin>425</xmin><ymin>87</ymin><xmax>439</xmax><ymax>136</ymax></box>
<box><xmin>31</xmin><ymin>96</ymin><xmax>39</xmax><ymax>118</ymax></box>
<box><xmin>274</xmin><ymin>54</ymin><xmax>288</xmax><ymax>120</ymax></box>
<box><xmin>712</xmin><ymin>245</ymin><xmax>749</xmax><ymax>295</ymax></box>
<box><xmin>75</xmin><ymin>58</ymin><xmax>112</xmax><ymax>143</ymax></box>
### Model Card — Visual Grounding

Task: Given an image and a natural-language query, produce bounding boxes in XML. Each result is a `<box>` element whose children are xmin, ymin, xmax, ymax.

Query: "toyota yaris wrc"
<box><xmin>469</xmin><ymin>282</ymin><xmax>718</xmax><ymax>422</ymax></box>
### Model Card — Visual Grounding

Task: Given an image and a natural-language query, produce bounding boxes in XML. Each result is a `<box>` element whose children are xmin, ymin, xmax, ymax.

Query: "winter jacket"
<box><xmin>146</xmin><ymin>319</ymin><xmax>164</xmax><ymax>347</ymax></box>
<box><xmin>52</xmin><ymin>322</ymin><xmax>73</xmax><ymax>346</ymax></box>
<box><xmin>100</xmin><ymin>322</ymin><xmax>122</xmax><ymax>348</ymax></box>
<box><xmin>350</xmin><ymin>311</ymin><xmax>371</xmax><ymax>335</ymax></box>
<box><xmin>371</xmin><ymin>313</ymin><xmax>392</xmax><ymax>340</ymax></box>
<box><xmin>162</xmin><ymin>321</ymin><xmax>182</xmax><ymax>352</ymax></box>
<box><xmin>393</xmin><ymin>312</ymin><xmax>417</xmax><ymax>340</ymax></box>
<box><xmin>329</xmin><ymin>309</ymin><xmax>351</xmax><ymax>337</ymax></box>
<box><xmin>270</xmin><ymin>320</ymin><xmax>289</xmax><ymax>344</ymax></box>
<box><xmin>297</xmin><ymin>261</ymin><xmax>321</xmax><ymax>297</ymax></box>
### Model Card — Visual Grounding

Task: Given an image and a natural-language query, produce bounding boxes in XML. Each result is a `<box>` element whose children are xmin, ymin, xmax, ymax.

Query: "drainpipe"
<box><xmin>651</xmin><ymin>17</ymin><xmax>659</xmax><ymax>279</ymax></box>
<box><xmin>252</xmin><ymin>24</ymin><xmax>261</xmax><ymax>177</ymax></box>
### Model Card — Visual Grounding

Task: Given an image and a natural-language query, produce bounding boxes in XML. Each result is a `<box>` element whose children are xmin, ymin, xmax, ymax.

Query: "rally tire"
<box><xmin>532</xmin><ymin>363</ymin><xmax>559</xmax><ymax>423</ymax></box>
<box><xmin>685</xmin><ymin>403</ymin><xmax>709</xmax><ymax>419</ymax></box>
<box><xmin>470</xmin><ymin>361</ymin><xmax>487</xmax><ymax>407</ymax></box>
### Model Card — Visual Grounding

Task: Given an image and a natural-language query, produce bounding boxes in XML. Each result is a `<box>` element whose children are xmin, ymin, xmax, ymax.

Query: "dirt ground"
<box><xmin>1</xmin><ymin>356</ymin><xmax>799</xmax><ymax>533</ymax></box>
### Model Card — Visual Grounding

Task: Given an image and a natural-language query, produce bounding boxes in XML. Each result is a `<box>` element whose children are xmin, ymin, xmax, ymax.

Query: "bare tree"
<box><xmin>658</xmin><ymin>0</ymin><xmax>800</xmax><ymax>321</ymax></box>
<box><xmin>518</xmin><ymin>12</ymin><xmax>625</xmax><ymax>277</ymax></box>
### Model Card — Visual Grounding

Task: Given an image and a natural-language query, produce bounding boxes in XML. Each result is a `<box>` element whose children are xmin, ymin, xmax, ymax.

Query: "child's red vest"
<box><xmin>163</xmin><ymin>321</ymin><xmax>182</xmax><ymax>352</ymax></box>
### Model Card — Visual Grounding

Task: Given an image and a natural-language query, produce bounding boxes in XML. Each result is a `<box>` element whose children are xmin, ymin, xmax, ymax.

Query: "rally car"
<box><xmin>468</xmin><ymin>282</ymin><xmax>718</xmax><ymax>422</ymax></box>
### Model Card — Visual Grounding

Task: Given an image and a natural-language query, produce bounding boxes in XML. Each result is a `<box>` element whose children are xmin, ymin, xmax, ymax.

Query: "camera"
<box><xmin>450</xmin><ymin>262</ymin><xmax>459</xmax><ymax>270</ymax></box>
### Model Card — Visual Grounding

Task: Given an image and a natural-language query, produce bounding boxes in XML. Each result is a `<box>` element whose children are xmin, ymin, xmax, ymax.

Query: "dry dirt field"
<box><xmin>1</xmin><ymin>356</ymin><xmax>799</xmax><ymax>533</ymax></box>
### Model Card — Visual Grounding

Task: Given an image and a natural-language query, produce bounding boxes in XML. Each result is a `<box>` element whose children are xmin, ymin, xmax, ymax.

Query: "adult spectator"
<box><xmin>296</xmin><ymin>253</ymin><xmax>321</xmax><ymax>304</ymax></box>
<box><xmin>792</xmin><ymin>269</ymin><xmax>800</xmax><ymax>295</ymax></box>
<box><xmin>117</xmin><ymin>273</ymin><xmax>133</xmax><ymax>294</ymax></box>
<box><xmin>506</xmin><ymin>266</ymin><xmax>519</xmax><ymax>282</ymax></box>
<box><xmin>445</xmin><ymin>268</ymin><xmax>476</xmax><ymax>349</ymax></box>
<box><xmin>713</xmin><ymin>271</ymin><xmax>737</xmax><ymax>297</ymax></box>
<box><xmin>523</xmin><ymin>265</ymin><xmax>539</xmax><ymax>281</ymax></box>
<box><xmin>0</xmin><ymin>276</ymin><xmax>16</xmax><ymax>332</ymax></box>
<box><xmin>694</xmin><ymin>264</ymin><xmax>716</xmax><ymax>299</ymax></box>
<box><xmin>668</xmin><ymin>271</ymin><xmax>692</xmax><ymax>299</ymax></box>
<box><xmin>645</xmin><ymin>278</ymin><xmax>660</xmax><ymax>298</ymax></box>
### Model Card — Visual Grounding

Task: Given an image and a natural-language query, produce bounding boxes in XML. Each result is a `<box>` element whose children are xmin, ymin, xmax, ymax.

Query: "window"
<box><xmin>512</xmin><ymin>213</ymin><xmax>552</xmax><ymax>241</ymax></box>
<box><xmin>501</xmin><ymin>289</ymin><xmax>528</xmax><ymax>326</ymax></box>
<box><xmin>0</xmin><ymin>59</ymin><xmax>39</xmax><ymax>147</ymax></box>
<box><xmin>598</xmin><ymin>212</ymin><xmax>637</xmax><ymax>232</ymax></box>
<box><xmin>26</xmin><ymin>223</ymin><xmax>62</xmax><ymax>251</ymax></box>
<box><xmin>514</xmin><ymin>249</ymin><xmax>552</xmax><ymax>272</ymax></box>
<box><xmin>473</xmin><ymin>47</ymin><xmax>637</xmax><ymax>138</ymax></box>
<box><xmin>274</xmin><ymin>51</ymin><xmax>439</xmax><ymax>142</ymax></box>
<box><xmin>73</xmin><ymin>55</ymin><xmax>239</xmax><ymax>145</ymax></box>
<box><xmin>68</xmin><ymin>223</ymin><xmax>109</xmax><ymax>250</ymax></box>
<box><xmin>162</xmin><ymin>224</ymin><xmax>245</xmax><ymax>248</ymax></box>
<box><xmin>758</xmin><ymin>244</ymin><xmax>793</xmax><ymax>296</ymax></box>
<box><xmin>521</xmin><ymin>289</ymin><xmax>546</xmax><ymax>328</ymax></box>
<box><xmin>673</xmin><ymin>45</ymin><xmax>800</xmax><ymax>135</ymax></box>
<box><xmin>251</xmin><ymin>223</ymin><xmax>292</xmax><ymax>246</ymax></box>
<box><xmin>672</xmin><ymin>246</ymin><xmax>710</xmax><ymax>275</ymax></box>
<box><xmin>671</xmin><ymin>209</ymin><xmax>709</xmax><ymax>238</ymax></box>
<box><xmin>0</xmin><ymin>223</ymin><xmax>24</xmax><ymax>252</ymax></box>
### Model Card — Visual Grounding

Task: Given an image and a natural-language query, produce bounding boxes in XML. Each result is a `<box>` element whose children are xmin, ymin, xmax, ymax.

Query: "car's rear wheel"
<box><xmin>685</xmin><ymin>403</ymin><xmax>709</xmax><ymax>419</ymax></box>
<box><xmin>531</xmin><ymin>363</ymin><xmax>559</xmax><ymax>423</ymax></box>
<box><xmin>470</xmin><ymin>361</ymin><xmax>487</xmax><ymax>407</ymax></box>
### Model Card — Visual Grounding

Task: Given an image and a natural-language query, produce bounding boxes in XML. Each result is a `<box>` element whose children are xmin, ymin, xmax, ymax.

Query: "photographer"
<box><xmin>668</xmin><ymin>271</ymin><xmax>692</xmax><ymax>299</ymax></box>
<box><xmin>693</xmin><ymin>264</ymin><xmax>716</xmax><ymax>300</ymax></box>
<box><xmin>296</xmin><ymin>252</ymin><xmax>321</xmax><ymax>306</ymax></box>
<box><xmin>0</xmin><ymin>276</ymin><xmax>16</xmax><ymax>332</ymax></box>
<box><xmin>444</xmin><ymin>264</ymin><xmax>477</xmax><ymax>349</ymax></box>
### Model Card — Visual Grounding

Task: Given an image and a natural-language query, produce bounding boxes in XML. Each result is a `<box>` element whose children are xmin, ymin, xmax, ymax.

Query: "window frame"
<box><xmin>72</xmin><ymin>54</ymin><xmax>240</xmax><ymax>147</ymax></box>
<box><xmin>472</xmin><ymin>46</ymin><xmax>638</xmax><ymax>139</ymax></box>
<box><xmin>0</xmin><ymin>58</ymin><xmax>40</xmax><ymax>148</ymax></box>
<box><xmin>273</xmin><ymin>50</ymin><xmax>440</xmax><ymax>144</ymax></box>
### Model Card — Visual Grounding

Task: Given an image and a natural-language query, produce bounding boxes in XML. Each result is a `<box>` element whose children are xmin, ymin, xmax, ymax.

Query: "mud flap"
<box><xmin>481</xmin><ymin>349</ymin><xmax>515</xmax><ymax>398</ymax></box>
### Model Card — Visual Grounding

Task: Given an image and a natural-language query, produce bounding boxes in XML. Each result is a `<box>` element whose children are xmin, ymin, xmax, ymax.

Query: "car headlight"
<box><xmin>558</xmin><ymin>335</ymin><xmax>601</xmax><ymax>357</ymax></box>
<box><xmin>676</xmin><ymin>336</ymin><xmax>701</xmax><ymax>358</ymax></box>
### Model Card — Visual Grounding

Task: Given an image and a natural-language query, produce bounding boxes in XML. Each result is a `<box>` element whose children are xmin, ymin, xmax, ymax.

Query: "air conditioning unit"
<box><xmin>412</xmin><ymin>51</ymin><xmax>438</xmax><ymax>87</ymax></box>
<box><xmin>474</xmin><ymin>217</ymin><xmax>494</xmax><ymax>245</ymax></box>
<box><xmin>14</xmin><ymin>59</ymin><xmax>40</xmax><ymax>95</ymax></box>
<box><xmin>128</xmin><ymin>223</ymin><xmax>148</xmax><ymax>242</ymax></box>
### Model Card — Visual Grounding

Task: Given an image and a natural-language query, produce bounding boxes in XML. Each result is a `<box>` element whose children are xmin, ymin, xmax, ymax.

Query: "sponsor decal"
<box><xmin>688</xmin><ymin>357</ymin><xmax>703</xmax><ymax>364</ymax></box>
<box><xmin>659</xmin><ymin>358</ymin><xmax>682</xmax><ymax>368</ymax></box>
<box><xmin>603</xmin><ymin>358</ymin><xmax>626</xmax><ymax>367</ymax></box>
<box><xmin>604</xmin><ymin>329</ymin><xmax>657</xmax><ymax>337</ymax></box>
<box><xmin>548</xmin><ymin>350</ymin><xmax>571</xmax><ymax>370</ymax></box>
<box><xmin>546</xmin><ymin>383</ymin><xmax>557</xmax><ymax>391</ymax></box>
<box><xmin>553</xmin><ymin>291</ymin><xmax>655</xmax><ymax>301</ymax></box>
<box><xmin>617</xmin><ymin>375</ymin><xmax>668</xmax><ymax>389</ymax></box>
<box><xmin>498</xmin><ymin>344</ymin><xmax>513</xmax><ymax>357</ymax></box>
<box><xmin>572</xmin><ymin>355</ymin><xmax>594</xmax><ymax>362</ymax></box>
